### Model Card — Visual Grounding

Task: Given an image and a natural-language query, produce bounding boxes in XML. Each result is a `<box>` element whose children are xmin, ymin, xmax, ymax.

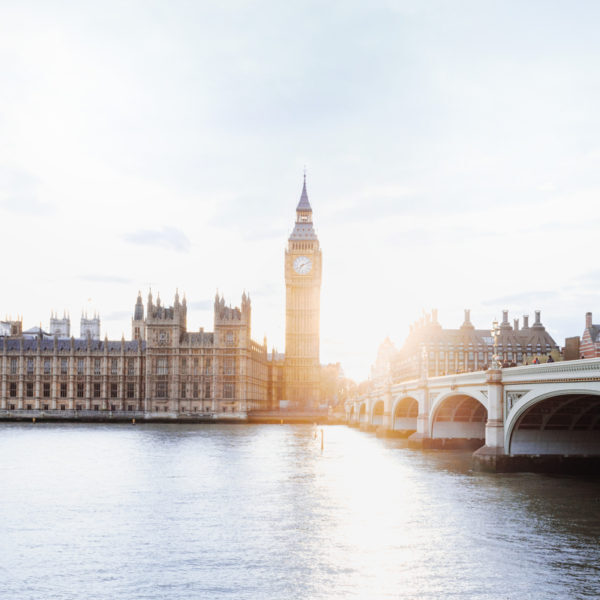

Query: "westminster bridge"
<box><xmin>346</xmin><ymin>358</ymin><xmax>600</xmax><ymax>472</ymax></box>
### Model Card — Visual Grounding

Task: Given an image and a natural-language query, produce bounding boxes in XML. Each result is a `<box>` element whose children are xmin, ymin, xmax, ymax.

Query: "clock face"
<box><xmin>293</xmin><ymin>256</ymin><xmax>312</xmax><ymax>275</ymax></box>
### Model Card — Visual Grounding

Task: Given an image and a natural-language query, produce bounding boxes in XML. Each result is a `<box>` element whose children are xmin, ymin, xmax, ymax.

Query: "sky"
<box><xmin>1</xmin><ymin>0</ymin><xmax>600</xmax><ymax>381</ymax></box>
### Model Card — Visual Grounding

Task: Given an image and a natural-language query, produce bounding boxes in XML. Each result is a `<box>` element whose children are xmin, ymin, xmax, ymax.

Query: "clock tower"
<box><xmin>284</xmin><ymin>175</ymin><xmax>322</xmax><ymax>409</ymax></box>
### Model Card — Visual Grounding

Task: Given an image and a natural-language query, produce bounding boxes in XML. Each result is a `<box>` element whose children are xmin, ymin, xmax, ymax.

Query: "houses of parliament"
<box><xmin>0</xmin><ymin>179</ymin><xmax>322</xmax><ymax>415</ymax></box>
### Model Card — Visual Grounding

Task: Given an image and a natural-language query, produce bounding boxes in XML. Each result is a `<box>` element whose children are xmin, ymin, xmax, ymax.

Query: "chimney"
<box><xmin>464</xmin><ymin>309</ymin><xmax>471</xmax><ymax>323</ymax></box>
<box><xmin>523</xmin><ymin>315</ymin><xmax>529</xmax><ymax>328</ymax></box>
<box><xmin>514</xmin><ymin>318</ymin><xmax>519</xmax><ymax>331</ymax></box>
<box><xmin>502</xmin><ymin>310</ymin><xmax>508</xmax><ymax>324</ymax></box>
<box><xmin>534</xmin><ymin>310</ymin><xmax>541</xmax><ymax>326</ymax></box>
<box><xmin>586</xmin><ymin>312</ymin><xmax>592</xmax><ymax>328</ymax></box>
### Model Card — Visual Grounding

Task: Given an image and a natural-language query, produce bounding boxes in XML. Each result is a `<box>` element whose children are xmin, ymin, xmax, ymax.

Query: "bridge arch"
<box><xmin>391</xmin><ymin>396</ymin><xmax>418</xmax><ymax>432</ymax></box>
<box><xmin>371</xmin><ymin>400</ymin><xmax>385</xmax><ymax>426</ymax></box>
<box><xmin>348</xmin><ymin>405</ymin><xmax>355</xmax><ymax>423</ymax></box>
<box><xmin>430</xmin><ymin>392</ymin><xmax>487</xmax><ymax>441</ymax></box>
<box><xmin>506</xmin><ymin>388</ymin><xmax>600</xmax><ymax>455</ymax></box>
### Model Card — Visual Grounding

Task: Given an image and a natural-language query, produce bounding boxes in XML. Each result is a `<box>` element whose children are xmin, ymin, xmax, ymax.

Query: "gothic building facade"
<box><xmin>284</xmin><ymin>175</ymin><xmax>322</xmax><ymax>409</ymax></box>
<box><xmin>372</xmin><ymin>309</ymin><xmax>560</xmax><ymax>385</ymax></box>
<box><xmin>0</xmin><ymin>291</ymin><xmax>270</xmax><ymax>414</ymax></box>
<box><xmin>0</xmin><ymin>177</ymin><xmax>324</xmax><ymax>415</ymax></box>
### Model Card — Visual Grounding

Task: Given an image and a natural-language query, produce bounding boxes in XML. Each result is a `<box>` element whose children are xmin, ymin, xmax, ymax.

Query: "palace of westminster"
<box><xmin>2</xmin><ymin>177</ymin><xmax>597</xmax><ymax>416</ymax></box>
<box><xmin>0</xmin><ymin>178</ymin><xmax>323</xmax><ymax>415</ymax></box>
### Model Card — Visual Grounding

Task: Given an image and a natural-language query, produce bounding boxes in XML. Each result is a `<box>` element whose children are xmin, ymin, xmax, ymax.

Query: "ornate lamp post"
<box><xmin>491</xmin><ymin>319</ymin><xmax>501</xmax><ymax>369</ymax></box>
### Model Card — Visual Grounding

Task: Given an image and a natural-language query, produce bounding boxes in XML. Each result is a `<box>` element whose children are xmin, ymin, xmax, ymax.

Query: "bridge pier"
<box><xmin>348</xmin><ymin>359</ymin><xmax>600</xmax><ymax>473</ymax></box>
<box><xmin>473</xmin><ymin>453</ymin><xmax>600</xmax><ymax>474</ymax></box>
<box><xmin>473</xmin><ymin>368</ymin><xmax>506</xmax><ymax>471</ymax></box>
<box><xmin>407</xmin><ymin>385</ymin><xmax>430</xmax><ymax>448</ymax></box>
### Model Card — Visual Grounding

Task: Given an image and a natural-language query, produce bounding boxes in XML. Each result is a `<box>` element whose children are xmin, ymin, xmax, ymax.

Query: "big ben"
<box><xmin>284</xmin><ymin>174</ymin><xmax>322</xmax><ymax>409</ymax></box>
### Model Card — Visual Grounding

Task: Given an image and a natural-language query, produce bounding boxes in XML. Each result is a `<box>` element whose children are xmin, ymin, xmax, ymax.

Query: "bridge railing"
<box><xmin>501</xmin><ymin>357</ymin><xmax>600</xmax><ymax>382</ymax></box>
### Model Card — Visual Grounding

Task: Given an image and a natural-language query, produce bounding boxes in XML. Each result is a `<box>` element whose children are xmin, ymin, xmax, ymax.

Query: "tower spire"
<box><xmin>296</xmin><ymin>171</ymin><xmax>311</xmax><ymax>211</ymax></box>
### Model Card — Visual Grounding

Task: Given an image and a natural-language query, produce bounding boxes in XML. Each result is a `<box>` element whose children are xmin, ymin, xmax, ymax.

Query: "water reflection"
<box><xmin>0</xmin><ymin>423</ymin><xmax>598</xmax><ymax>599</ymax></box>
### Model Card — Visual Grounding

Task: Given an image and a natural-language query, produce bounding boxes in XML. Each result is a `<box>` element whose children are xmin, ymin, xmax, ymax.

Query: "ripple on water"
<box><xmin>0</xmin><ymin>423</ymin><xmax>598</xmax><ymax>600</ymax></box>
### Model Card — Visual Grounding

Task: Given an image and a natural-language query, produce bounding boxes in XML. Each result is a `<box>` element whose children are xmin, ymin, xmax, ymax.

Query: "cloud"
<box><xmin>79</xmin><ymin>274</ymin><xmax>132</xmax><ymax>284</ymax></box>
<box><xmin>189</xmin><ymin>299</ymin><xmax>212</xmax><ymax>310</ymax></box>
<box><xmin>572</xmin><ymin>268</ymin><xmax>600</xmax><ymax>287</ymax></box>
<box><xmin>242</xmin><ymin>226</ymin><xmax>284</xmax><ymax>242</ymax></box>
<box><xmin>103</xmin><ymin>310</ymin><xmax>131</xmax><ymax>321</ymax></box>
<box><xmin>251</xmin><ymin>283</ymin><xmax>278</xmax><ymax>297</ymax></box>
<box><xmin>123</xmin><ymin>226</ymin><xmax>190</xmax><ymax>253</ymax></box>
<box><xmin>482</xmin><ymin>290</ymin><xmax>559</xmax><ymax>307</ymax></box>
<box><xmin>0</xmin><ymin>166</ymin><xmax>54</xmax><ymax>215</ymax></box>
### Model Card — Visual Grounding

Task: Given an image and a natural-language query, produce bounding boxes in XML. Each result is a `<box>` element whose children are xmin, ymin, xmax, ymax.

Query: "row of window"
<box><xmin>2</xmin><ymin>356</ymin><xmax>245</xmax><ymax>376</ymax></box>
<box><xmin>423</xmin><ymin>344</ymin><xmax>552</xmax><ymax>354</ymax></box>
<box><xmin>2</xmin><ymin>357</ymin><xmax>139</xmax><ymax>376</ymax></box>
<box><xmin>5</xmin><ymin>382</ymin><xmax>138</xmax><ymax>398</ymax></box>
<box><xmin>155</xmin><ymin>382</ymin><xmax>234</xmax><ymax>399</ymax></box>
<box><xmin>155</xmin><ymin>357</ymin><xmax>235</xmax><ymax>375</ymax></box>
<box><xmin>5</xmin><ymin>404</ymin><xmax>139</xmax><ymax>411</ymax></box>
<box><xmin>424</xmin><ymin>349</ymin><xmax>546</xmax><ymax>361</ymax></box>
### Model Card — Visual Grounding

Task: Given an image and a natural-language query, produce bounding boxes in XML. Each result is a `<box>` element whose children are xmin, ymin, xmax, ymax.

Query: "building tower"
<box><xmin>80</xmin><ymin>312</ymin><xmax>100</xmax><ymax>340</ymax></box>
<box><xmin>284</xmin><ymin>174</ymin><xmax>322</xmax><ymax>409</ymax></box>
<box><xmin>49</xmin><ymin>311</ymin><xmax>70</xmax><ymax>337</ymax></box>
<box><xmin>132</xmin><ymin>291</ymin><xmax>146</xmax><ymax>341</ymax></box>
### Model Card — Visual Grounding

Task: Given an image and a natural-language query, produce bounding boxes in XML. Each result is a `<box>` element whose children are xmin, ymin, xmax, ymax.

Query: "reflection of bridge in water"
<box><xmin>346</xmin><ymin>358</ymin><xmax>600</xmax><ymax>472</ymax></box>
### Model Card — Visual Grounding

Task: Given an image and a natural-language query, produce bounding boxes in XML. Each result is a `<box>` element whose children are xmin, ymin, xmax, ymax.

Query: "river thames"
<box><xmin>0</xmin><ymin>423</ymin><xmax>598</xmax><ymax>599</ymax></box>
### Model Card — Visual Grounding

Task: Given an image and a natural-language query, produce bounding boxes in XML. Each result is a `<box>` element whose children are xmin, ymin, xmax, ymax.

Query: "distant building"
<box><xmin>580</xmin><ymin>312</ymin><xmax>600</xmax><ymax>358</ymax></box>
<box><xmin>284</xmin><ymin>175</ymin><xmax>322</xmax><ymax>409</ymax></box>
<box><xmin>0</xmin><ymin>319</ymin><xmax>22</xmax><ymax>337</ymax></box>
<box><xmin>80</xmin><ymin>313</ymin><xmax>101</xmax><ymax>340</ymax></box>
<box><xmin>0</xmin><ymin>291</ymin><xmax>272</xmax><ymax>413</ymax></box>
<box><xmin>22</xmin><ymin>326</ymin><xmax>53</xmax><ymax>339</ymax></box>
<box><xmin>0</xmin><ymin>176</ymin><xmax>323</xmax><ymax>414</ymax></box>
<box><xmin>563</xmin><ymin>336</ymin><xmax>581</xmax><ymax>361</ymax></box>
<box><xmin>50</xmin><ymin>312</ymin><xmax>70</xmax><ymax>338</ymax></box>
<box><xmin>374</xmin><ymin>309</ymin><xmax>559</xmax><ymax>384</ymax></box>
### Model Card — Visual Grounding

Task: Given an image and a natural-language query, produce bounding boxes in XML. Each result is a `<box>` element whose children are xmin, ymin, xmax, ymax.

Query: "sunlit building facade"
<box><xmin>0</xmin><ymin>290</ymin><xmax>271</xmax><ymax>414</ymax></box>
<box><xmin>580</xmin><ymin>312</ymin><xmax>600</xmax><ymax>359</ymax></box>
<box><xmin>0</xmin><ymin>178</ymin><xmax>328</xmax><ymax>414</ymax></box>
<box><xmin>374</xmin><ymin>309</ymin><xmax>559</xmax><ymax>384</ymax></box>
<box><xmin>284</xmin><ymin>175</ymin><xmax>322</xmax><ymax>408</ymax></box>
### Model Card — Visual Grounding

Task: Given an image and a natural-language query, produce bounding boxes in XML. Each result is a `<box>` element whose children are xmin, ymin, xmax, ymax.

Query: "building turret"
<box><xmin>145</xmin><ymin>290</ymin><xmax>187</xmax><ymax>346</ymax></box>
<box><xmin>50</xmin><ymin>311</ymin><xmax>70</xmax><ymax>337</ymax></box>
<box><xmin>80</xmin><ymin>312</ymin><xmax>100</xmax><ymax>340</ymax></box>
<box><xmin>132</xmin><ymin>291</ymin><xmax>146</xmax><ymax>341</ymax></box>
<box><xmin>134</xmin><ymin>292</ymin><xmax>144</xmax><ymax>321</ymax></box>
<box><xmin>214</xmin><ymin>292</ymin><xmax>251</xmax><ymax>347</ymax></box>
<box><xmin>500</xmin><ymin>309</ymin><xmax>513</xmax><ymax>330</ymax></box>
<box><xmin>460</xmin><ymin>309</ymin><xmax>474</xmax><ymax>330</ymax></box>
<box><xmin>284</xmin><ymin>174</ymin><xmax>322</xmax><ymax>408</ymax></box>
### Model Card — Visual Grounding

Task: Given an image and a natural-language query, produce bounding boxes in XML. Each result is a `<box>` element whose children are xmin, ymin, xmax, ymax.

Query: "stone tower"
<box><xmin>145</xmin><ymin>290</ymin><xmax>187</xmax><ymax>412</ymax></box>
<box><xmin>49</xmin><ymin>311</ymin><xmax>70</xmax><ymax>337</ymax></box>
<box><xmin>284</xmin><ymin>174</ymin><xmax>322</xmax><ymax>409</ymax></box>
<box><xmin>213</xmin><ymin>291</ymin><xmax>251</xmax><ymax>349</ymax></box>
<box><xmin>132</xmin><ymin>291</ymin><xmax>146</xmax><ymax>341</ymax></box>
<box><xmin>80</xmin><ymin>312</ymin><xmax>100</xmax><ymax>340</ymax></box>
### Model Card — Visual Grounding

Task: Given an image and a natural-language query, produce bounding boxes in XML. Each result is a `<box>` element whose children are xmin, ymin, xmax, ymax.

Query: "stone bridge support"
<box><xmin>473</xmin><ymin>368</ymin><xmax>505</xmax><ymax>469</ymax></box>
<box><xmin>407</xmin><ymin>384</ymin><xmax>429</xmax><ymax>448</ymax></box>
<box><xmin>375</xmin><ymin>382</ymin><xmax>394</xmax><ymax>437</ymax></box>
<box><xmin>346</xmin><ymin>358</ymin><xmax>600</xmax><ymax>473</ymax></box>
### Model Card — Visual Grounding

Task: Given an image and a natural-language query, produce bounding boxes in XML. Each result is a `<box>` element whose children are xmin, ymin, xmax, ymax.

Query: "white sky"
<box><xmin>1</xmin><ymin>1</ymin><xmax>600</xmax><ymax>381</ymax></box>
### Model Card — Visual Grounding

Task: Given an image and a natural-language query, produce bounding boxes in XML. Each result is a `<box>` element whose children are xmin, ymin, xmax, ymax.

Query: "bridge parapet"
<box><xmin>347</xmin><ymin>358</ymin><xmax>600</xmax><ymax>471</ymax></box>
<box><xmin>501</xmin><ymin>358</ymin><xmax>600</xmax><ymax>383</ymax></box>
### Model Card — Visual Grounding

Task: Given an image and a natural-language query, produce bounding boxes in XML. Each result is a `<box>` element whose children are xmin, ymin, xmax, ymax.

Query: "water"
<box><xmin>0</xmin><ymin>424</ymin><xmax>598</xmax><ymax>600</ymax></box>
